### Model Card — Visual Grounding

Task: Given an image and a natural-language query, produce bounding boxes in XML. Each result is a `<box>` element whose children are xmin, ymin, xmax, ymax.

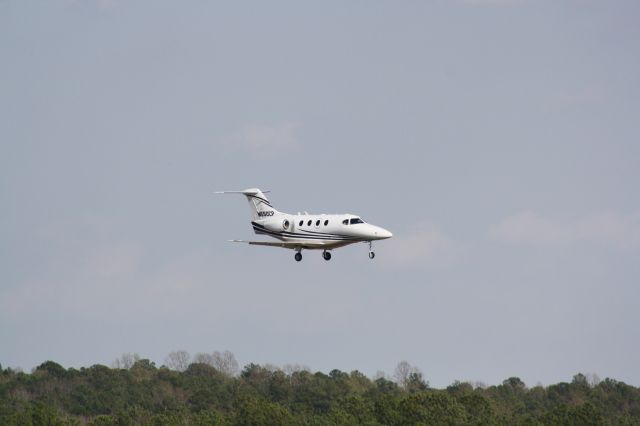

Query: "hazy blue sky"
<box><xmin>1</xmin><ymin>0</ymin><xmax>639</xmax><ymax>387</ymax></box>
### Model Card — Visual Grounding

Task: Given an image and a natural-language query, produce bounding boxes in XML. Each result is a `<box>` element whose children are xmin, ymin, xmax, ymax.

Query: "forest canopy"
<box><xmin>1</xmin><ymin>354</ymin><xmax>639</xmax><ymax>425</ymax></box>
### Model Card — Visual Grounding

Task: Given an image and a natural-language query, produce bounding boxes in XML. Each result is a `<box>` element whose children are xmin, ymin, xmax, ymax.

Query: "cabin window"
<box><xmin>299</xmin><ymin>220</ymin><xmax>303</xmax><ymax>226</ymax></box>
<box><xmin>324</xmin><ymin>220</ymin><xmax>329</xmax><ymax>226</ymax></box>
<box><xmin>350</xmin><ymin>218</ymin><xmax>364</xmax><ymax>225</ymax></box>
<box><xmin>342</xmin><ymin>219</ymin><xmax>348</xmax><ymax>225</ymax></box>
<box><xmin>315</xmin><ymin>220</ymin><xmax>320</xmax><ymax>226</ymax></box>
<box><xmin>307</xmin><ymin>220</ymin><xmax>312</xmax><ymax>226</ymax></box>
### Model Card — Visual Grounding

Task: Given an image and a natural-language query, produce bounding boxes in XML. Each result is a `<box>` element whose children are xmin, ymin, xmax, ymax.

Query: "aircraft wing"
<box><xmin>228</xmin><ymin>240</ymin><xmax>326</xmax><ymax>249</ymax></box>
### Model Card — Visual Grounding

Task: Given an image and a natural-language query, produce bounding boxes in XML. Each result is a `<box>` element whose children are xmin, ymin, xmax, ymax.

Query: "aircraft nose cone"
<box><xmin>374</xmin><ymin>227</ymin><xmax>393</xmax><ymax>239</ymax></box>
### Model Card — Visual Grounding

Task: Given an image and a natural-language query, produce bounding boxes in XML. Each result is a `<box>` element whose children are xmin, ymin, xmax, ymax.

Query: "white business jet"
<box><xmin>216</xmin><ymin>188</ymin><xmax>392</xmax><ymax>261</ymax></box>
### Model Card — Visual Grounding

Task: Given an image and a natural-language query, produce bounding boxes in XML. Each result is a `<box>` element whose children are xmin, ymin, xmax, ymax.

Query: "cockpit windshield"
<box><xmin>343</xmin><ymin>217</ymin><xmax>365</xmax><ymax>225</ymax></box>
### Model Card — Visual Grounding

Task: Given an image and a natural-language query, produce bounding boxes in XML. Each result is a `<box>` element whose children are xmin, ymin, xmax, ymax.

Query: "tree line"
<box><xmin>1</xmin><ymin>354</ymin><xmax>639</xmax><ymax>425</ymax></box>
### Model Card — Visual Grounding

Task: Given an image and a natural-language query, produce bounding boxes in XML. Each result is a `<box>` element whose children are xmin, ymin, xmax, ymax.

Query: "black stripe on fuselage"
<box><xmin>281</xmin><ymin>224</ymin><xmax>348</xmax><ymax>238</ymax></box>
<box><xmin>254</xmin><ymin>227</ymin><xmax>357</xmax><ymax>241</ymax></box>
<box><xmin>256</xmin><ymin>230</ymin><xmax>356</xmax><ymax>242</ymax></box>
<box><xmin>251</xmin><ymin>221</ymin><xmax>354</xmax><ymax>239</ymax></box>
<box><xmin>251</xmin><ymin>223</ymin><xmax>358</xmax><ymax>241</ymax></box>
<box><xmin>297</xmin><ymin>228</ymin><xmax>353</xmax><ymax>238</ymax></box>
<box><xmin>252</xmin><ymin>221</ymin><xmax>354</xmax><ymax>239</ymax></box>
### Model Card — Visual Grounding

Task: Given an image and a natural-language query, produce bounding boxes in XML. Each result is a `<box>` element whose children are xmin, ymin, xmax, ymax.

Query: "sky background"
<box><xmin>1</xmin><ymin>0</ymin><xmax>639</xmax><ymax>388</ymax></box>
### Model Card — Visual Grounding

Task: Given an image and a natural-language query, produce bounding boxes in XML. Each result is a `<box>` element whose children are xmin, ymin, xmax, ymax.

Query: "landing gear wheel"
<box><xmin>295</xmin><ymin>252</ymin><xmax>302</xmax><ymax>262</ymax></box>
<box><xmin>323</xmin><ymin>251</ymin><xmax>332</xmax><ymax>261</ymax></box>
<box><xmin>368</xmin><ymin>241</ymin><xmax>375</xmax><ymax>259</ymax></box>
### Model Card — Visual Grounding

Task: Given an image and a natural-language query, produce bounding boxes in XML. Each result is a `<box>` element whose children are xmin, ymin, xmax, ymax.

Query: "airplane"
<box><xmin>215</xmin><ymin>188</ymin><xmax>392</xmax><ymax>261</ymax></box>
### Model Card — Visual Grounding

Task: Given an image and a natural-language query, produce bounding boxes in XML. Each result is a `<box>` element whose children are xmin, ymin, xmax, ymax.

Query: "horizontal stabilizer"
<box><xmin>214</xmin><ymin>189</ymin><xmax>270</xmax><ymax>194</ymax></box>
<box><xmin>215</xmin><ymin>188</ymin><xmax>276</xmax><ymax>221</ymax></box>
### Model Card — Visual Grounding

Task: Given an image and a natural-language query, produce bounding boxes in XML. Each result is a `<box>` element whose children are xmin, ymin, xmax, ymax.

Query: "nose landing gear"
<box><xmin>323</xmin><ymin>251</ymin><xmax>332</xmax><ymax>261</ymax></box>
<box><xmin>368</xmin><ymin>241</ymin><xmax>375</xmax><ymax>259</ymax></box>
<box><xmin>294</xmin><ymin>250</ymin><xmax>302</xmax><ymax>262</ymax></box>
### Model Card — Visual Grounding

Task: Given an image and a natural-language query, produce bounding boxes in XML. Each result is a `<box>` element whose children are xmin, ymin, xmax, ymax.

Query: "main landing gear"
<box><xmin>294</xmin><ymin>250</ymin><xmax>332</xmax><ymax>261</ymax></box>
<box><xmin>293</xmin><ymin>247</ymin><xmax>374</xmax><ymax>261</ymax></box>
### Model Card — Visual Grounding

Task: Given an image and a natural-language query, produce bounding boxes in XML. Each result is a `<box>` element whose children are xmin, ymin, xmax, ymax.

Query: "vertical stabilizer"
<box><xmin>215</xmin><ymin>188</ymin><xmax>278</xmax><ymax>221</ymax></box>
<box><xmin>241</xmin><ymin>188</ymin><xmax>278</xmax><ymax>221</ymax></box>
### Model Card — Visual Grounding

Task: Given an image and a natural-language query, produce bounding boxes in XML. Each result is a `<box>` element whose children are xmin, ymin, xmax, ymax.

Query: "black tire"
<box><xmin>323</xmin><ymin>251</ymin><xmax>332</xmax><ymax>261</ymax></box>
<box><xmin>295</xmin><ymin>252</ymin><xmax>302</xmax><ymax>262</ymax></box>
<box><xmin>369</xmin><ymin>251</ymin><xmax>375</xmax><ymax>259</ymax></box>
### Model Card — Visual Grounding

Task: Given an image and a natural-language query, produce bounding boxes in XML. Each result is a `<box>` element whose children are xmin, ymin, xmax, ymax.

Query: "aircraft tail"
<box><xmin>215</xmin><ymin>188</ymin><xmax>279</xmax><ymax>221</ymax></box>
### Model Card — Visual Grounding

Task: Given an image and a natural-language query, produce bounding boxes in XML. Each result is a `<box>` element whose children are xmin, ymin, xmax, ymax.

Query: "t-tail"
<box><xmin>215</xmin><ymin>188</ymin><xmax>280</xmax><ymax>221</ymax></box>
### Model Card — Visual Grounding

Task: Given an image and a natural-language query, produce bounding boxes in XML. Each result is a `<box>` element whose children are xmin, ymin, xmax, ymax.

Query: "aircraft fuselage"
<box><xmin>252</xmin><ymin>213</ymin><xmax>392</xmax><ymax>250</ymax></box>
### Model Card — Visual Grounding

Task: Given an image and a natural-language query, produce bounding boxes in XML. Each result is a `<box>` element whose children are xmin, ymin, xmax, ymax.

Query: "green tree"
<box><xmin>90</xmin><ymin>414</ymin><xmax>117</xmax><ymax>426</ymax></box>
<box><xmin>35</xmin><ymin>361</ymin><xmax>67</xmax><ymax>379</ymax></box>
<box><xmin>458</xmin><ymin>393</ymin><xmax>497</xmax><ymax>425</ymax></box>
<box><xmin>398</xmin><ymin>392</ymin><xmax>468</xmax><ymax>425</ymax></box>
<box><xmin>405</xmin><ymin>372</ymin><xmax>428</xmax><ymax>394</ymax></box>
<box><xmin>233</xmin><ymin>396</ymin><xmax>293</xmax><ymax>426</ymax></box>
